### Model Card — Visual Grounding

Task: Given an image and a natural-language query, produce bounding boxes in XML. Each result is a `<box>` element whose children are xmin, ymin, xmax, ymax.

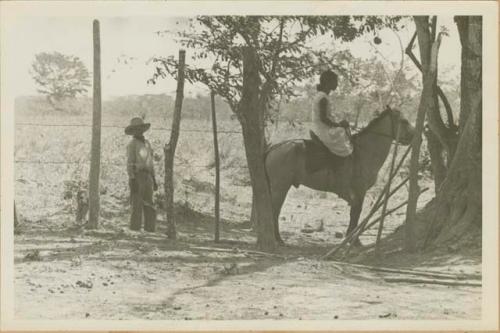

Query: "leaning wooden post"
<box><xmin>366</xmin><ymin>188</ymin><xmax>429</xmax><ymax>232</ymax></box>
<box><xmin>375</xmin><ymin>121</ymin><xmax>401</xmax><ymax>256</ymax></box>
<box><xmin>87</xmin><ymin>19</ymin><xmax>102</xmax><ymax>230</ymax></box>
<box><xmin>322</xmin><ymin>146</ymin><xmax>412</xmax><ymax>260</ymax></box>
<box><xmin>164</xmin><ymin>50</ymin><xmax>186</xmax><ymax>239</ymax></box>
<box><xmin>343</xmin><ymin>187</ymin><xmax>428</xmax><ymax>258</ymax></box>
<box><xmin>211</xmin><ymin>91</ymin><xmax>221</xmax><ymax>242</ymax></box>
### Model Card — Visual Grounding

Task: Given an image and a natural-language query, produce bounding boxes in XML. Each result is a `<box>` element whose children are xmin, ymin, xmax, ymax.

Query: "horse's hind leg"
<box><xmin>265</xmin><ymin>140</ymin><xmax>298</xmax><ymax>245</ymax></box>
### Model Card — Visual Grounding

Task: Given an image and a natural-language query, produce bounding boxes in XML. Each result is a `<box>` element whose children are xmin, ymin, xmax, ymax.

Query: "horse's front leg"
<box><xmin>347</xmin><ymin>193</ymin><xmax>365</xmax><ymax>247</ymax></box>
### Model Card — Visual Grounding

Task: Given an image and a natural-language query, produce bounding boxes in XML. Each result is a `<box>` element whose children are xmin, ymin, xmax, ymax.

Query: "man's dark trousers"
<box><xmin>130</xmin><ymin>171</ymin><xmax>156</xmax><ymax>231</ymax></box>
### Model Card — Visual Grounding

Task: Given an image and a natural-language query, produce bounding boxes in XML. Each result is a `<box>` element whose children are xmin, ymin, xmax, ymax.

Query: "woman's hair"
<box><xmin>317</xmin><ymin>70</ymin><xmax>338</xmax><ymax>91</ymax></box>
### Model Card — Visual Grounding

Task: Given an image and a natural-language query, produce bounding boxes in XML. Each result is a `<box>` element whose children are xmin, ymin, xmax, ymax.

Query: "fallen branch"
<box><xmin>329</xmin><ymin>260</ymin><xmax>479</xmax><ymax>281</ymax></box>
<box><xmin>376</xmin><ymin>121</ymin><xmax>401</xmax><ymax>255</ymax></box>
<box><xmin>384</xmin><ymin>276</ymin><xmax>481</xmax><ymax>287</ymax></box>
<box><xmin>189</xmin><ymin>246</ymin><xmax>285</xmax><ymax>259</ymax></box>
<box><xmin>376</xmin><ymin>267</ymin><xmax>479</xmax><ymax>280</ymax></box>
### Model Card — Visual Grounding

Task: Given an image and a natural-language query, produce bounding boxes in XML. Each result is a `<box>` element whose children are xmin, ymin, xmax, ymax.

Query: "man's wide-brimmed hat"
<box><xmin>125</xmin><ymin>117</ymin><xmax>151</xmax><ymax>135</ymax></box>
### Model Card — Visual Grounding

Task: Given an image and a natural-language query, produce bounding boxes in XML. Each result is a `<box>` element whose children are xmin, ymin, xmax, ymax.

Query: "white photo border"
<box><xmin>1</xmin><ymin>1</ymin><xmax>498</xmax><ymax>331</ymax></box>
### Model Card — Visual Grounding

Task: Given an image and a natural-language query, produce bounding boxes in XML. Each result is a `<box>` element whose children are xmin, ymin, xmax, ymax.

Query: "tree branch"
<box><xmin>406</xmin><ymin>30</ymin><xmax>456</xmax><ymax>130</ymax></box>
<box><xmin>270</xmin><ymin>18</ymin><xmax>285</xmax><ymax>77</ymax></box>
<box><xmin>259</xmin><ymin>18</ymin><xmax>286</xmax><ymax>109</ymax></box>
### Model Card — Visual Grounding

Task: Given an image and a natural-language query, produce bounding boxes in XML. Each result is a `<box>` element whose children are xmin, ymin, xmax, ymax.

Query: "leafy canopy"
<box><xmin>149</xmin><ymin>16</ymin><xmax>403</xmax><ymax>113</ymax></box>
<box><xmin>31</xmin><ymin>52</ymin><xmax>91</xmax><ymax>104</ymax></box>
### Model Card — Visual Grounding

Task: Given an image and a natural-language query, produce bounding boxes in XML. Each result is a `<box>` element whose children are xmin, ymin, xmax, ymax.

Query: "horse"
<box><xmin>263</xmin><ymin>107</ymin><xmax>415</xmax><ymax>245</ymax></box>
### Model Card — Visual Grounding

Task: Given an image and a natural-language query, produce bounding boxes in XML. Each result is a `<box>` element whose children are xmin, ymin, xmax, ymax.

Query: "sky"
<box><xmin>3</xmin><ymin>16</ymin><xmax>461</xmax><ymax>99</ymax></box>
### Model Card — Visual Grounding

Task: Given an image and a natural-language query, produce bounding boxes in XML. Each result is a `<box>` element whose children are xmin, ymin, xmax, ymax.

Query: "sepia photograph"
<box><xmin>0</xmin><ymin>1</ymin><xmax>498</xmax><ymax>331</ymax></box>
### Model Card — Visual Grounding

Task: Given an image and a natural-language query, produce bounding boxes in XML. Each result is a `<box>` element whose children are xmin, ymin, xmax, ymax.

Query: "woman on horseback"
<box><xmin>311</xmin><ymin>70</ymin><xmax>353</xmax><ymax>157</ymax></box>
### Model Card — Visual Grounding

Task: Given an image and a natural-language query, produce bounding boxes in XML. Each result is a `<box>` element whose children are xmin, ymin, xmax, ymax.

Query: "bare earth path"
<box><xmin>14</xmin><ymin>209</ymin><xmax>481</xmax><ymax>320</ymax></box>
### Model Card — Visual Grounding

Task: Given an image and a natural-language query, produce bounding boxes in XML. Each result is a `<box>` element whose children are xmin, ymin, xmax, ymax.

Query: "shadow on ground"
<box><xmin>13</xmin><ymin>204</ymin><xmax>482</xmax><ymax>320</ymax></box>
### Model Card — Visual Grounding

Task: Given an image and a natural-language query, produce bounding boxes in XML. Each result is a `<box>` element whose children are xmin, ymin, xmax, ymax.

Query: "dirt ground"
<box><xmin>14</xmin><ymin>205</ymin><xmax>481</xmax><ymax>321</ymax></box>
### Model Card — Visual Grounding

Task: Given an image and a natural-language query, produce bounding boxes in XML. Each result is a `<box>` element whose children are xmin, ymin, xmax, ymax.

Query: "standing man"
<box><xmin>125</xmin><ymin>117</ymin><xmax>158</xmax><ymax>232</ymax></box>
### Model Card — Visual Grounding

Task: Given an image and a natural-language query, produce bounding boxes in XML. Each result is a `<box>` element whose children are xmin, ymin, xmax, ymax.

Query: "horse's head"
<box><xmin>382</xmin><ymin>106</ymin><xmax>415</xmax><ymax>145</ymax></box>
<box><xmin>354</xmin><ymin>106</ymin><xmax>415</xmax><ymax>145</ymax></box>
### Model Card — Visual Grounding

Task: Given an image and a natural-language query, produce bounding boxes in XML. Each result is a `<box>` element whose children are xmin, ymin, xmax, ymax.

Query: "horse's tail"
<box><xmin>263</xmin><ymin>142</ymin><xmax>275</xmax><ymax>198</ymax></box>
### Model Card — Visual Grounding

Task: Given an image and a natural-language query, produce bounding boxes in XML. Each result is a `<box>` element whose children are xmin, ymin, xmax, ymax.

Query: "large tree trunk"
<box><xmin>425</xmin><ymin>16</ymin><xmax>482</xmax><ymax>245</ymax></box>
<box><xmin>456</xmin><ymin>16</ymin><xmax>483</xmax><ymax>134</ymax></box>
<box><xmin>239</xmin><ymin>47</ymin><xmax>277</xmax><ymax>252</ymax></box>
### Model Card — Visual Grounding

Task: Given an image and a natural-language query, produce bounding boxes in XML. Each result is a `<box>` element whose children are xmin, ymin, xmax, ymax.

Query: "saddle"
<box><xmin>304</xmin><ymin>130</ymin><xmax>351</xmax><ymax>174</ymax></box>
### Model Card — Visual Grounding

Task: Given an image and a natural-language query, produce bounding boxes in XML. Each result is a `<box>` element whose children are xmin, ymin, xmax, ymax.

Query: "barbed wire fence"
<box><xmin>15</xmin><ymin>122</ymin><xmax>247</xmax><ymax>168</ymax></box>
<box><xmin>15</xmin><ymin>122</ymin><xmax>243</xmax><ymax>134</ymax></box>
<box><xmin>15</xmin><ymin>120</ymin><xmax>344</xmax><ymax>224</ymax></box>
<box><xmin>14</xmin><ymin>120</ymin><xmax>255</xmax><ymax>228</ymax></box>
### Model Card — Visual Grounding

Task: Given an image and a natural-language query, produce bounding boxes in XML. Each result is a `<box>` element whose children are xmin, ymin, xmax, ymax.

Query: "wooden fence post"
<box><xmin>164</xmin><ymin>50</ymin><xmax>186</xmax><ymax>239</ymax></box>
<box><xmin>211</xmin><ymin>91</ymin><xmax>220</xmax><ymax>242</ymax></box>
<box><xmin>87</xmin><ymin>19</ymin><xmax>102</xmax><ymax>230</ymax></box>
